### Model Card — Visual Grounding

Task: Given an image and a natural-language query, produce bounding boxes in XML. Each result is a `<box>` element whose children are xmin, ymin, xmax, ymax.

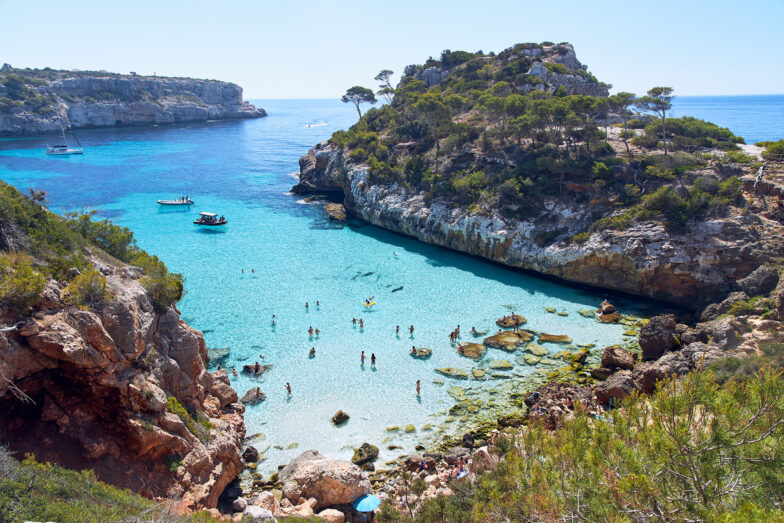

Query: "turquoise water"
<box><xmin>671</xmin><ymin>95</ymin><xmax>784</xmax><ymax>144</ymax></box>
<box><xmin>3</xmin><ymin>97</ymin><xmax>754</xmax><ymax>473</ymax></box>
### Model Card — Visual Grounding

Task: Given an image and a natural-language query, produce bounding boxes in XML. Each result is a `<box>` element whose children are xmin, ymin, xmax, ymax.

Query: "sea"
<box><xmin>0</xmin><ymin>95</ymin><xmax>780</xmax><ymax>473</ymax></box>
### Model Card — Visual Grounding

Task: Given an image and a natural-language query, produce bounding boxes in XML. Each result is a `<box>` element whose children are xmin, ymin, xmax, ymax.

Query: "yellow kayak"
<box><xmin>363</xmin><ymin>301</ymin><xmax>376</xmax><ymax>307</ymax></box>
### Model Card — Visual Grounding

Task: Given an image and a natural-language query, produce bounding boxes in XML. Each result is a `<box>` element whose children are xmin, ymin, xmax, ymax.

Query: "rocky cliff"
<box><xmin>294</xmin><ymin>142</ymin><xmax>784</xmax><ymax>310</ymax></box>
<box><xmin>0</xmin><ymin>214</ymin><xmax>245</xmax><ymax>510</ymax></box>
<box><xmin>0</xmin><ymin>65</ymin><xmax>265</xmax><ymax>136</ymax></box>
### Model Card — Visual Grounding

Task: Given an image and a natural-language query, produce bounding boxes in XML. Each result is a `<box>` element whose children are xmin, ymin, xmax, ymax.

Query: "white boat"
<box><xmin>46</xmin><ymin>112</ymin><xmax>84</xmax><ymax>155</ymax></box>
<box><xmin>194</xmin><ymin>212</ymin><xmax>227</xmax><ymax>226</ymax></box>
<box><xmin>157</xmin><ymin>197</ymin><xmax>194</xmax><ymax>206</ymax></box>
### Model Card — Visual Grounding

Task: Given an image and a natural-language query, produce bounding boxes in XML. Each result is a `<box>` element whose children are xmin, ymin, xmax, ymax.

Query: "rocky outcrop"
<box><xmin>639</xmin><ymin>315</ymin><xmax>678</xmax><ymax>360</ymax></box>
<box><xmin>278</xmin><ymin>450</ymin><xmax>371</xmax><ymax>510</ymax></box>
<box><xmin>0</xmin><ymin>258</ymin><xmax>245</xmax><ymax>510</ymax></box>
<box><xmin>293</xmin><ymin>142</ymin><xmax>784</xmax><ymax>310</ymax></box>
<box><xmin>0</xmin><ymin>68</ymin><xmax>265</xmax><ymax>136</ymax></box>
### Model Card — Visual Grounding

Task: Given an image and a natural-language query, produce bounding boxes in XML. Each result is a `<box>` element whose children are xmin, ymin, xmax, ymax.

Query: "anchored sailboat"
<box><xmin>46</xmin><ymin>109</ymin><xmax>83</xmax><ymax>155</ymax></box>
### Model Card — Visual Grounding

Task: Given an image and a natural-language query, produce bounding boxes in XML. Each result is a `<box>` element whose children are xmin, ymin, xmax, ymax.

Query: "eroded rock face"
<box><xmin>278</xmin><ymin>450</ymin><xmax>371</xmax><ymax>510</ymax></box>
<box><xmin>0</xmin><ymin>260</ymin><xmax>245</xmax><ymax>510</ymax></box>
<box><xmin>639</xmin><ymin>315</ymin><xmax>678</xmax><ymax>360</ymax></box>
<box><xmin>293</xmin><ymin>143</ymin><xmax>784</xmax><ymax>310</ymax></box>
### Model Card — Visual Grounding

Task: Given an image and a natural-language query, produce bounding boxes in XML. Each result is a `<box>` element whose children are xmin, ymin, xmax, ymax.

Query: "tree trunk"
<box><xmin>354</xmin><ymin>103</ymin><xmax>362</xmax><ymax>119</ymax></box>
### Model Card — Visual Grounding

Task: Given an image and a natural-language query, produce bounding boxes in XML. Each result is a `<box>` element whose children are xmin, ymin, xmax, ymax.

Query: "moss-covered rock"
<box><xmin>435</xmin><ymin>367</ymin><xmax>469</xmax><ymax>380</ymax></box>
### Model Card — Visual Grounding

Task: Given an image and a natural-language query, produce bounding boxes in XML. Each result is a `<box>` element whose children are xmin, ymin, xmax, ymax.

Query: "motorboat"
<box><xmin>194</xmin><ymin>212</ymin><xmax>227</xmax><ymax>226</ymax></box>
<box><xmin>157</xmin><ymin>196</ymin><xmax>194</xmax><ymax>206</ymax></box>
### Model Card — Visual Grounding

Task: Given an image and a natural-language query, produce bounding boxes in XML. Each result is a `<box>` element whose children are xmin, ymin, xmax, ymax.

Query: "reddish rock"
<box><xmin>601</xmin><ymin>346</ymin><xmax>635</xmax><ymax>370</ymax></box>
<box><xmin>638</xmin><ymin>315</ymin><xmax>678</xmax><ymax>360</ymax></box>
<box><xmin>595</xmin><ymin>370</ymin><xmax>637</xmax><ymax>405</ymax></box>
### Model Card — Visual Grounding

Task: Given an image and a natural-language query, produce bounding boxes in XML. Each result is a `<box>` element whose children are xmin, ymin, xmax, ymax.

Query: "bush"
<box><xmin>63</xmin><ymin>268</ymin><xmax>109</xmax><ymax>309</ymax></box>
<box><xmin>0</xmin><ymin>257</ymin><xmax>45</xmax><ymax>309</ymax></box>
<box><xmin>133</xmin><ymin>253</ymin><xmax>184</xmax><ymax>311</ymax></box>
<box><xmin>760</xmin><ymin>139</ymin><xmax>784</xmax><ymax>160</ymax></box>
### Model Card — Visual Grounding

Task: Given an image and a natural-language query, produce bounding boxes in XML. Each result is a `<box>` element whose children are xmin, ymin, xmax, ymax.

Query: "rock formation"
<box><xmin>0</xmin><ymin>256</ymin><xmax>245</xmax><ymax>510</ymax></box>
<box><xmin>278</xmin><ymin>450</ymin><xmax>371</xmax><ymax>510</ymax></box>
<box><xmin>0</xmin><ymin>66</ymin><xmax>265</xmax><ymax>136</ymax></box>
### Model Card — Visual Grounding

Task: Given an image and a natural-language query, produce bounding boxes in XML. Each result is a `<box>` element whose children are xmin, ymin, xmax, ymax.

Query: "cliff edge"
<box><xmin>0</xmin><ymin>64</ymin><xmax>265</xmax><ymax>136</ymax></box>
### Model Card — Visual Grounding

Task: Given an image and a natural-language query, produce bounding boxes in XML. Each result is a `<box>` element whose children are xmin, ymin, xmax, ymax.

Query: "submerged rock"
<box><xmin>410</xmin><ymin>347</ymin><xmax>432</xmax><ymax>359</ymax></box>
<box><xmin>331</xmin><ymin>410</ymin><xmax>350</xmax><ymax>425</ymax></box>
<box><xmin>447</xmin><ymin>386</ymin><xmax>467</xmax><ymax>401</ymax></box>
<box><xmin>435</xmin><ymin>367</ymin><xmax>469</xmax><ymax>380</ymax></box>
<box><xmin>525</xmin><ymin>343</ymin><xmax>549</xmax><ymax>356</ymax></box>
<box><xmin>351</xmin><ymin>443</ymin><xmax>379</xmax><ymax>466</ymax></box>
<box><xmin>484</xmin><ymin>331</ymin><xmax>533</xmax><ymax>351</ymax></box>
<box><xmin>241</xmin><ymin>388</ymin><xmax>266</xmax><ymax>405</ymax></box>
<box><xmin>325</xmin><ymin>203</ymin><xmax>347</xmax><ymax>222</ymax></box>
<box><xmin>489</xmin><ymin>359</ymin><xmax>514</xmax><ymax>370</ymax></box>
<box><xmin>539</xmin><ymin>333</ymin><xmax>573</xmax><ymax>344</ymax></box>
<box><xmin>523</xmin><ymin>354</ymin><xmax>541</xmax><ymax>365</ymax></box>
<box><xmin>457</xmin><ymin>342</ymin><xmax>486</xmax><ymax>359</ymax></box>
<box><xmin>578</xmin><ymin>308</ymin><xmax>596</xmax><ymax>318</ymax></box>
<box><xmin>471</xmin><ymin>369</ymin><xmax>487</xmax><ymax>380</ymax></box>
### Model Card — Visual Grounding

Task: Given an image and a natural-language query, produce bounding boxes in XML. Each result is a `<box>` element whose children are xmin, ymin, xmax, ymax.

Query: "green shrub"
<box><xmin>760</xmin><ymin>139</ymin><xmax>784</xmax><ymax>160</ymax></box>
<box><xmin>570</xmin><ymin>231</ymin><xmax>590</xmax><ymax>244</ymax></box>
<box><xmin>63</xmin><ymin>268</ymin><xmax>109</xmax><ymax>309</ymax></box>
<box><xmin>134</xmin><ymin>253</ymin><xmax>184</xmax><ymax>311</ymax></box>
<box><xmin>0</xmin><ymin>257</ymin><xmax>45</xmax><ymax>309</ymax></box>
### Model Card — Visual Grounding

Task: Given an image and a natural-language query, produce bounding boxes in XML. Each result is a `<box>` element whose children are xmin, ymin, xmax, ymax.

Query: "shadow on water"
<box><xmin>194</xmin><ymin>227</ymin><xmax>228</xmax><ymax>235</ymax></box>
<box><xmin>345</xmin><ymin>216</ymin><xmax>685</xmax><ymax>315</ymax></box>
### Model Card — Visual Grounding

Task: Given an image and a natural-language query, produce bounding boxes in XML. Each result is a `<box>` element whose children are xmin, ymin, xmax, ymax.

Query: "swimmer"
<box><xmin>371</xmin><ymin>353</ymin><xmax>376</xmax><ymax>366</ymax></box>
<box><xmin>308</xmin><ymin>326</ymin><xmax>314</xmax><ymax>336</ymax></box>
<box><xmin>316</xmin><ymin>300</ymin><xmax>320</xmax><ymax>307</ymax></box>
<box><xmin>286</xmin><ymin>382</ymin><xmax>292</xmax><ymax>395</ymax></box>
<box><xmin>361</xmin><ymin>351</ymin><xmax>366</xmax><ymax>365</ymax></box>
<box><xmin>411</xmin><ymin>346</ymin><xmax>417</xmax><ymax>355</ymax></box>
<box><xmin>352</xmin><ymin>318</ymin><xmax>357</xmax><ymax>325</ymax></box>
<box><xmin>416</xmin><ymin>380</ymin><xmax>421</xmax><ymax>396</ymax></box>
<box><xmin>409</xmin><ymin>325</ymin><xmax>414</xmax><ymax>334</ymax></box>
<box><xmin>232</xmin><ymin>368</ymin><xmax>237</xmax><ymax>377</ymax></box>
<box><xmin>251</xmin><ymin>268</ymin><xmax>255</xmax><ymax>273</ymax></box>
<box><xmin>471</xmin><ymin>326</ymin><xmax>477</xmax><ymax>335</ymax></box>
<box><xmin>359</xmin><ymin>319</ymin><xmax>364</xmax><ymax>328</ymax></box>
<box><xmin>396</xmin><ymin>325</ymin><xmax>400</xmax><ymax>335</ymax></box>
<box><xmin>309</xmin><ymin>347</ymin><xmax>316</xmax><ymax>357</ymax></box>
<box><xmin>271</xmin><ymin>320</ymin><xmax>276</xmax><ymax>326</ymax></box>
<box><xmin>242</xmin><ymin>268</ymin><xmax>244</xmax><ymax>274</ymax></box>
<box><xmin>393</xmin><ymin>251</ymin><xmax>397</xmax><ymax>256</ymax></box>
<box><xmin>315</xmin><ymin>328</ymin><xmax>320</xmax><ymax>336</ymax></box>
<box><xmin>305</xmin><ymin>302</ymin><xmax>309</xmax><ymax>309</ymax></box>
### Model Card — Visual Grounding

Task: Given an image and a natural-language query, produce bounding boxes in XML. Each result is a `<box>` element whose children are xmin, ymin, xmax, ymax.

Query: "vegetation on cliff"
<box><xmin>327</xmin><ymin>42</ymin><xmax>749</xmax><ymax>233</ymax></box>
<box><xmin>0</xmin><ymin>182</ymin><xmax>183</xmax><ymax>311</ymax></box>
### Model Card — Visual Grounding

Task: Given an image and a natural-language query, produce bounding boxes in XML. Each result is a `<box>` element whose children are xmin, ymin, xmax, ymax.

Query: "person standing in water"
<box><xmin>361</xmin><ymin>351</ymin><xmax>366</xmax><ymax>365</ymax></box>
<box><xmin>308</xmin><ymin>326</ymin><xmax>314</xmax><ymax>336</ymax></box>
<box><xmin>396</xmin><ymin>325</ymin><xmax>400</xmax><ymax>335</ymax></box>
<box><xmin>416</xmin><ymin>380</ymin><xmax>421</xmax><ymax>397</ymax></box>
<box><xmin>409</xmin><ymin>325</ymin><xmax>415</xmax><ymax>335</ymax></box>
<box><xmin>305</xmin><ymin>302</ymin><xmax>309</xmax><ymax>309</ymax></box>
<box><xmin>286</xmin><ymin>382</ymin><xmax>292</xmax><ymax>395</ymax></box>
<box><xmin>309</xmin><ymin>347</ymin><xmax>316</xmax><ymax>358</ymax></box>
<box><xmin>371</xmin><ymin>353</ymin><xmax>376</xmax><ymax>367</ymax></box>
<box><xmin>359</xmin><ymin>319</ymin><xmax>364</xmax><ymax>329</ymax></box>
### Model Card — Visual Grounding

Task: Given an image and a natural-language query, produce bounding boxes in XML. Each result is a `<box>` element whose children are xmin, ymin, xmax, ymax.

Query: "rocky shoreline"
<box><xmin>293</xmin><ymin>142</ymin><xmax>784</xmax><ymax>311</ymax></box>
<box><xmin>0</xmin><ymin>66</ymin><xmax>265</xmax><ymax>136</ymax></box>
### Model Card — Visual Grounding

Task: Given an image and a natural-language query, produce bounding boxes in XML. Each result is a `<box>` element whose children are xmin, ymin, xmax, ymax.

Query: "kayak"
<box><xmin>363</xmin><ymin>301</ymin><xmax>376</xmax><ymax>307</ymax></box>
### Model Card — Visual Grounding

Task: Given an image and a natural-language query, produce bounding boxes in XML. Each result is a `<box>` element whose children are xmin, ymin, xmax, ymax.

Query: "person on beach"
<box><xmin>361</xmin><ymin>351</ymin><xmax>366</xmax><ymax>365</ymax></box>
<box><xmin>416</xmin><ymin>379</ymin><xmax>421</xmax><ymax>397</ymax></box>
<box><xmin>371</xmin><ymin>353</ymin><xmax>376</xmax><ymax>367</ymax></box>
<box><xmin>286</xmin><ymin>382</ymin><xmax>292</xmax><ymax>395</ymax></box>
<box><xmin>308</xmin><ymin>326</ymin><xmax>314</xmax><ymax>336</ymax></box>
<box><xmin>309</xmin><ymin>347</ymin><xmax>316</xmax><ymax>358</ymax></box>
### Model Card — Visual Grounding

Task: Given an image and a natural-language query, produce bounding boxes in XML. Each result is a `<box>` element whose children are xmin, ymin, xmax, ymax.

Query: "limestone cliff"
<box><xmin>294</xmin><ymin>142</ymin><xmax>784</xmax><ymax>310</ymax></box>
<box><xmin>0</xmin><ymin>253</ymin><xmax>245</xmax><ymax>509</ymax></box>
<box><xmin>0</xmin><ymin>65</ymin><xmax>265</xmax><ymax>136</ymax></box>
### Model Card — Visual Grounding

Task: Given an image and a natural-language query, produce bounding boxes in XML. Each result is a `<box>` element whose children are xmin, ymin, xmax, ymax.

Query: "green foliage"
<box><xmin>635</xmin><ymin>116</ymin><xmax>745</xmax><ymax>151</ymax></box>
<box><xmin>544</xmin><ymin>62</ymin><xmax>571</xmax><ymax>75</ymax></box>
<box><xmin>414</xmin><ymin>368</ymin><xmax>784</xmax><ymax>520</ymax></box>
<box><xmin>134</xmin><ymin>253</ymin><xmax>184</xmax><ymax>311</ymax></box>
<box><xmin>0</xmin><ymin>257</ymin><xmax>45</xmax><ymax>309</ymax></box>
<box><xmin>708</xmin><ymin>341</ymin><xmax>784</xmax><ymax>384</ymax></box>
<box><xmin>450</xmin><ymin>171</ymin><xmax>488</xmax><ymax>205</ymax></box>
<box><xmin>165</xmin><ymin>396</ymin><xmax>212</xmax><ymax>443</ymax></box>
<box><xmin>760</xmin><ymin>139</ymin><xmax>784</xmax><ymax>160</ymax></box>
<box><xmin>63</xmin><ymin>268</ymin><xmax>109</xmax><ymax>309</ymax></box>
<box><xmin>724</xmin><ymin>295</ymin><xmax>773</xmax><ymax>317</ymax></box>
<box><xmin>341</xmin><ymin>85</ymin><xmax>377</xmax><ymax>117</ymax></box>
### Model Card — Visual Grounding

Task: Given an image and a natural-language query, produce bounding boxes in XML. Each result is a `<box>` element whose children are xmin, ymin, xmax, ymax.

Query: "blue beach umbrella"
<box><xmin>353</xmin><ymin>494</ymin><xmax>382</xmax><ymax>512</ymax></box>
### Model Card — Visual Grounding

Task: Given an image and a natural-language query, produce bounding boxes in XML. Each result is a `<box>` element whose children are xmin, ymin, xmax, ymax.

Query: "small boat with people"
<box><xmin>194</xmin><ymin>212</ymin><xmax>227</xmax><ymax>226</ymax></box>
<box><xmin>157</xmin><ymin>196</ymin><xmax>194</xmax><ymax>206</ymax></box>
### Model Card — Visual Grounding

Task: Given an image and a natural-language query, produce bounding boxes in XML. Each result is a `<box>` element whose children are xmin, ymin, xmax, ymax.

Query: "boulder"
<box><xmin>253</xmin><ymin>491</ymin><xmax>280</xmax><ymax>514</ymax></box>
<box><xmin>496</xmin><ymin>314</ymin><xmax>526</xmax><ymax>328</ymax></box>
<box><xmin>241</xmin><ymin>388</ymin><xmax>266</xmax><ymax>405</ymax></box>
<box><xmin>457</xmin><ymin>343</ymin><xmax>486</xmax><ymax>359</ymax></box>
<box><xmin>243</xmin><ymin>505</ymin><xmax>276</xmax><ymax>522</ymax></box>
<box><xmin>317</xmin><ymin>508</ymin><xmax>345</xmax><ymax>523</ymax></box>
<box><xmin>595</xmin><ymin>370</ymin><xmax>637</xmax><ymax>405</ymax></box>
<box><xmin>435</xmin><ymin>367</ymin><xmax>469</xmax><ymax>380</ymax></box>
<box><xmin>700</xmin><ymin>292</ymin><xmax>748</xmax><ymax>322</ymax></box>
<box><xmin>483</xmin><ymin>331</ymin><xmax>533</xmax><ymax>351</ymax></box>
<box><xmin>410</xmin><ymin>347</ymin><xmax>432</xmax><ymax>359</ymax></box>
<box><xmin>233</xmin><ymin>497</ymin><xmax>248</xmax><ymax>512</ymax></box>
<box><xmin>597</xmin><ymin>312</ymin><xmax>621</xmax><ymax>323</ymax></box>
<box><xmin>470</xmin><ymin>446</ymin><xmax>498</xmax><ymax>473</ymax></box>
<box><xmin>351</xmin><ymin>443</ymin><xmax>379</xmax><ymax>466</ymax></box>
<box><xmin>331</xmin><ymin>410</ymin><xmax>350</xmax><ymax>425</ymax></box>
<box><xmin>736</xmin><ymin>265</ymin><xmax>779</xmax><ymax>297</ymax></box>
<box><xmin>638</xmin><ymin>315</ymin><xmax>677</xmax><ymax>360</ymax></box>
<box><xmin>488</xmin><ymin>359</ymin><xmax>513</xmax><ymax>370</ymax></box>
<box><xmin>444</xmin><ymin>446</ymin><xmax>471</xmax><ymax>465</ymax></box>
<box><xmin>599</xmin><ymin>300</ymin><xmax>617</xmax><ymax>314</ymax></box>
<box><xmin>243</xmin><ymin>446</ymin><xmax>259</xmax><ymax>463</ymax></box>
<box><xmin>279</xmin><ymin>450</ymin><xmax>371</xmax><ymax>510</ymax></box>
<box><xmin>325</xmin><ymin>203</ymin><xmax>347</xmax><ymax>222</ymax></box>
<box><xmin>590</xmin><ymin>367</ymin><xmax>613</xmax><ymax>380</ymax></box>
<box><xmin>601</xmin><ymin>346</ymin><xmax>635</xmax><ymax>370</ymax></box>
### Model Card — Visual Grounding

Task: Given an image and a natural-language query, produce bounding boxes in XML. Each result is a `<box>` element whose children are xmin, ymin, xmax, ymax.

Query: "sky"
<box><xmin>1</xmin><ymin>0</ymin><xmax>782</xmax><ymax>99</ymax></box>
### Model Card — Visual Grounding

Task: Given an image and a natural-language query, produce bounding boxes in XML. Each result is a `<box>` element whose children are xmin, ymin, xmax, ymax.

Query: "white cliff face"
<box><xmin>295</xmin><ymin>143</ymin><xmax>783</xmax><ymax>310</ymax></box>
<box><xmin>0</xmin><ymin>73</ymin><xmax>265</xmax><ymax>136</ymax></box>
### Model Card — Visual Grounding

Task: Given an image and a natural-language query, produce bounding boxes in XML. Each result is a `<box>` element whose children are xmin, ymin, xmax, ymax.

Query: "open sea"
<box><xmin>0</xmin><ymin>95</ymin><xmax>780</xmax><ymax>473</ymax></box>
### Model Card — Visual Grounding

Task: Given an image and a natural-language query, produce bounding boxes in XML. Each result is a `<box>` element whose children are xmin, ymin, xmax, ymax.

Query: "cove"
<box><xmin>0</xmin><ymin>99</ymin><xmax>653</xmax><ymax>474</ymax></box>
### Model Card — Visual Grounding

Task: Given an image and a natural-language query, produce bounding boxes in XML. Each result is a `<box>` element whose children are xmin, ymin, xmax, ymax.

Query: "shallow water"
<box><xmin>0</xmin><ymin>99</ymin><xmax>658</xmax><ymax>473</ymax></box>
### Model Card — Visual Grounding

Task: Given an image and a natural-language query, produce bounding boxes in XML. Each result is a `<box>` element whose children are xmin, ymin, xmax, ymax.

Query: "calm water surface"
<box><xmin>4</xmin><ymin>96</ymin><xmax>773</xmax><ymax>472</ymax></box>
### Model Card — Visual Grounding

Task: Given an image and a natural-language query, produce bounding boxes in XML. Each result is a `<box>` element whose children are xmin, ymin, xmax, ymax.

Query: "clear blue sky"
<box><xmin>1</xmin><ymin>0</ymin><xmax>782</xmax><ymax>99</ymax></box>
